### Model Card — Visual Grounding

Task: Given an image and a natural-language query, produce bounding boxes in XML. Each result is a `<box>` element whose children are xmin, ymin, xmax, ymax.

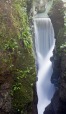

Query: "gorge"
<box><xmin>33</xmin><ymin>0</ymin><xmax>66</xmax><ymax>114</ymax></box>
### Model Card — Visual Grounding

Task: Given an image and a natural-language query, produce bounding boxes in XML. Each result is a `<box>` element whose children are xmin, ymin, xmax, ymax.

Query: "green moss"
<box><xmin>48</xmin><ymin>0</ymin><xmax>64</xmax><ymax>39</ymax></box>
<box><xmin>48</xmin><ymin>0</ymin><xmax>66</xmax><ymax>55</ymax></box>
<box><xmin>0</xmin><ymin>0</ymin><xmax>36</xmax><ymax>113</ymax></box>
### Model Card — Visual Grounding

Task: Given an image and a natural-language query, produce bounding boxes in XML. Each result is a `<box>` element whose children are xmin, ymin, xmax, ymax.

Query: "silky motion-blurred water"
<box><xmin>34</xmin><ymin>18</ymin><xmax>55</xmax><ymax>114</ymax></box>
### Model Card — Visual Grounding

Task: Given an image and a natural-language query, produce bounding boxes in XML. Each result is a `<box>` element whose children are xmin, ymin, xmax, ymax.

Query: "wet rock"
<box><xmin>44</xmin><ymin>104</ymin><xmax>54</xmax><ymax>114</ymax></box>
<box><xmin>36</xmin><ymin>76</ymin><xmax>38</xmax><ymax>81</ymax></box>
<box><xmin>47</xmin><ymin>1</ymin><xmax>66</xmax><ymax>114</ymax></box>
<box><xmin>59</xmin><ymin>49</ymin><xmax>66</xmax><ymax>102</ymax></box>
<box><xmin>32</xmin><ymin>83</ymin><xmax>38</xmax><ymax>114</ymax></box>
<box><xmin>59</xmin><ymin>81</ymin><xmax>66</xmax><ymax>102</ymax></box>
<box><xmin>44</xmin><ymin>91</ymin><xmax>66</xmax><ymax>114</ymax></box>
<box><xmin>51</xmin><ymin>52</ymin><xmax>61</xmax><ymax>88</ymax></box>
<box><xmin>49</xmin><ymin>0</ymin><xmax>64</xmax><ymax>39</ymax></box>
<box><xmin>50</xmin><ymin>56</ymin><xmax>54</xmax><ymax>62</ymax></box>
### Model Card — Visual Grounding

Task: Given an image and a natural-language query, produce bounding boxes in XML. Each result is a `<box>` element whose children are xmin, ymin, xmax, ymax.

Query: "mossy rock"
<box><xmin>0</xmin><ymin>0</ymin><xmax>36</xmax><ymax>113</ymax></box>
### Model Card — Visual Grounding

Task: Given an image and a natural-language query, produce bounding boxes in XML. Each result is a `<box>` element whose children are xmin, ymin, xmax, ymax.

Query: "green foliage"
<box><xmin>12</xmin><ymin>67</ymin><xmax>35</xmax><ymax>112</ymax></box>
<box><xmin>48</xmin><ymin>0</ymin><xmax>66</xmax><ymax>56</ymax></box>
<box><xmin>0</xmin><ymin>0</ymin><xmax>35</xmax><ymax>113</ymax></box>
<box><xmin>48</xmin><ymin>0</ymin><xmax>64</xmax><ymax>40</ymax></box>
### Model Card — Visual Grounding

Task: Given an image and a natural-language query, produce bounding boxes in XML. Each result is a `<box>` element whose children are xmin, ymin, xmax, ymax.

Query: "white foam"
<box><xmin>34</xmin><ymin>18</ymin><xmax>55</xmax><ymax>114</ymax></box>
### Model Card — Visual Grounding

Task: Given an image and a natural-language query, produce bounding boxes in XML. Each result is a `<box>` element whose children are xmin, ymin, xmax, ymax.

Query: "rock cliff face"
<box><xmin>0</xmin><ymin>73</ymin><xmax>12</xmax><ymax>113</ymax></box>
<box><xmin>33</xmin><ymin>0</ymin><xmax>48</xmax><ymax>15</ymax></box>
<box><xmin>32</xmin><ymin>83</ymin><xmax>38</xmax><ymax>114</ymax></box>
<box><xmin>50</xmin><ymin>49</ymin><xmax>61</xmax><ymax>88</ymax></box>
<box><xmin>59</xmin><ymin>48</ymin><xmax>66</xmax><ymax>102</ymax></box>
<box><xmin>44</xmin><ymin>0</ymin><xmax>66</xmax><ymax>114</ymax></box>
<box><xmin>48</xmin><ymin>0</ymin><xmax>64</xmax><ymax>39</ymax></box>
<box><xmin>0</xmin><ymin>83</ymin><xmax>11</xmax><ymax>114</ymax></box>
<box><xmin>44</xmin><ymin>43</ymin><xmax>66</xmax><ymax>113</ymax></box>
<box><xmin>0</xmin><ymin>0</ymin><xmax>36</xmax><ymax>113</ymax></box>
<box><xmin>44</xmin><ymin>91</ymin><xmax>66</xmax><ymax>114</ymax></box>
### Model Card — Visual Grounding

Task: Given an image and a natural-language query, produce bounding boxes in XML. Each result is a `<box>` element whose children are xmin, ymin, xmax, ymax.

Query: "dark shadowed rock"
<box><xmin>1</xmin><ymin>83</ymin><xmax>10</xmax><ymax>90</ymax></box>
<box><xmin>51</xmin><ymin>50</ymin><xmax>61</xmax><ymax>88</ymax></box>
<box><xmin>32</xmin><ymin>83</ymin><xmax>38</xmax><ymax>114</ymax></box>
<box><xmin>44</xmin><ymin>91</ymin><xmax>66</xmax><ymax>114</ymax></box>
<box><xmin>59</xmin><ymin>48</ymin><xmax>66</xmax><ymax>102</ymax></box>
<box><xmin>44</xmin><ymin>104</ymin><xmax>54</xmax><ymax>114</ymax></box>
<box><xmin>0</xmin><ymin>83</ymin><xmax>11</xmax><ymax>113</ymax></box>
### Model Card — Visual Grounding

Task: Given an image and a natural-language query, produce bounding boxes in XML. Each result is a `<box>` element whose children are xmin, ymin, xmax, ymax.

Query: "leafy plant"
<box><xmin>0</xmin><ymin>0</ymin><xmax>36</xmax><ymax>113</ymax></box>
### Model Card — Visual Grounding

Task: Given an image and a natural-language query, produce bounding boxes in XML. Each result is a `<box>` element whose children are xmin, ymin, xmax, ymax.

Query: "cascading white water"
<box><xmin>34</xmin><ymin>18</ymin><xmax>55</xmax><ymax>114</ymax></box>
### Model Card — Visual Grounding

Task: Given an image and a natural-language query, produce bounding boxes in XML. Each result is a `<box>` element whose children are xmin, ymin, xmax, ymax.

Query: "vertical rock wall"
<box><xmin>44</xmin><ymin>0</ymin><xmax>66</xmax><ymax>114</ymax></box>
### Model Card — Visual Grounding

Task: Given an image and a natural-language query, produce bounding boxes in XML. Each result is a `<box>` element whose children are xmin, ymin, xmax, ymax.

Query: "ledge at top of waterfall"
<box><xmin>33</xmin><ymin>0</ymin><xmax>53</xmax><ymax>18</ymax></box>
<box><xmin>34</xmin><ymin>17</ymin><xmax>55</xmax><ymax>68</ymax></box>
<box><xmin>34</xmin><ymin>17</ymin><xmax>55</xmax><ymax>114</ymax></box>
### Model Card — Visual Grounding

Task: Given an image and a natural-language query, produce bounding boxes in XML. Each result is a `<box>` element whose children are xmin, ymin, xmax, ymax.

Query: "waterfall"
<box><xmin>34</xmin><ymin>18</ymin><xmax>55</xmax><ymax>114</ymax></box>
